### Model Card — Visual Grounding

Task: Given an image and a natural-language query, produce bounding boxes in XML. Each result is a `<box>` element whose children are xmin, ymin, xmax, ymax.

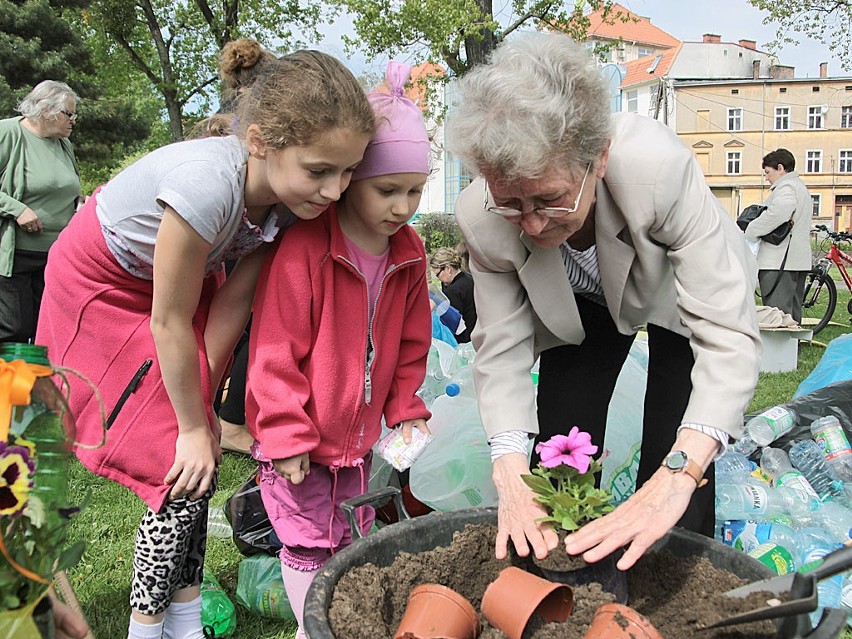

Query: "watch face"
<box><xmin>665</xmin><ymin>451</ymin><xmax>688</xmax><ymax>471</ymax></box>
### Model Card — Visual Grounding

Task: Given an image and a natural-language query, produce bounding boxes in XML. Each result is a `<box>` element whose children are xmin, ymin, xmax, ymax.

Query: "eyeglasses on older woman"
<box><xmin>485</xmin><ymin>163</ymin><xmax>592</xmax><ymax>219</ymax></box>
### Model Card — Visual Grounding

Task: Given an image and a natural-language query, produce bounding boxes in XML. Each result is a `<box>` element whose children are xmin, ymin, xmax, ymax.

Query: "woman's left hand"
<box><xmin>165</xmin><ymin>427</ymin><xmax>220</xmax><ymax>500</ymax></box>
<box><xmin>563</xmin><ymin>466</ymin><xmax>696</xmax><ymax>570</ymax></box>
<box><xmin>398</xmin><ymin>418</ymin><xmax>430</xmax><ymax>444</ymax></box>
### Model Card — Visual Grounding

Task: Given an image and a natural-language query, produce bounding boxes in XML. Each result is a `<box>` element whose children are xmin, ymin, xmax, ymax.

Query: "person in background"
<box><xmin>430</xmin><ymin>245</ymin><xmax>477</xmax><ymax>342</ymax></box>
<box><xmin>744</xmin><ymin>148</ymin><xmax>812</xmax><ymax>323</ymax></box>
<box><xmin>447</xmin><ymin>32</ymin><xmax>761</xmax><ymax>571</ymax></box>
<box><xmin>36</xmin><ymin>51</ymin><xmax>374</xmax><ymax>639</ymax></box>
<box><xmin>0</xmin><ymin>80</ymin><xmax>81</xmax><ymax>344</ymax></box>
<box><xmin>246</xmin><ymin>61</ymin><xmax>432</xmax><ymax>639</ymax></box>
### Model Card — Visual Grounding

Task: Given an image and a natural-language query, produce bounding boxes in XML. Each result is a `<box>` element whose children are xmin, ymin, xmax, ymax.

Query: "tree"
<box><xmin>85</xmin><ymin>0</ymin><xmax>325</xmax><ymax>141</ymax></box>
<box><xmin>333</xmin><ymin>0</ymin><xmax>620</xmax><ymax>78</ymax></box>
<box><xmin>749</xmin><ymin>0</ymin><xmax>852</xmax><ymax>71</ymax></box>
<box><xmin>0</xmin><ymin>0</ymin><xmax>151</xmax><ymax>174</ymax></box>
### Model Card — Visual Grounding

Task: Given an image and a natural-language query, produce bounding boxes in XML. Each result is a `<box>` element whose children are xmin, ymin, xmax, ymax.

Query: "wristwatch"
<box><xmin>661</xmin><ymin>451</ymin><xmax>708</xmax><ymax>488</ymax></box>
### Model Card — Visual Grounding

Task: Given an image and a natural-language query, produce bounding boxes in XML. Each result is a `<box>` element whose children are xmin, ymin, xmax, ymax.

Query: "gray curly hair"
<box><xmin>16</xmin><ymin>80</ymin><xmax>78</xmax><ymax>120</ymax></box>
<box><xmin>446</xmin><ymin>32</ymin><xmax>612</xmax><ymax>181</ymax></box>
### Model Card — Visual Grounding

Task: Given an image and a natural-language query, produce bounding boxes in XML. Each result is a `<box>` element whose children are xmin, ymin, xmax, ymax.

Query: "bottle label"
<box><xmin>814</xmin><ymin>427</ymin><xmax>852</xmax><ymax>462</ymax></box>
<box><xmin>761</xmin><ymin>406</ymin><xmax>795</xmax><ymax>439</ymax></box>
<box><xmin>723</xmin><ymin>520</ymin><xmax>773</xmax><ymax>553</ymax></box>
<box><xmin>748</xmin><ymin>542</ymin><xmax>795</xmax><ymax>574</ymax></box>
<box><xmin>776</xmin><ymin>470</ymin><xmax>819</xmax><ymax>502</ymax></box>
<box><xmin>738</xmin><ymin>484</ymin><xmax>769</xmax><ymax>514</ymax></box>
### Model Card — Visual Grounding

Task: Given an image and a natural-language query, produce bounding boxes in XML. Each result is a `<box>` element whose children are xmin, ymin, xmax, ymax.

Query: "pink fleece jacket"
<box><xmin>246</xmin><ymin>205</ymin><xmax>431</xmax><ymax>467</ymax></box>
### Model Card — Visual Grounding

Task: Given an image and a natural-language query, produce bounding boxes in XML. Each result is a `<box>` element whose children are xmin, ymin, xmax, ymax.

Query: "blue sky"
<box><xmin>312</xmin><ymin>0</ymin><xmax>846</xmax><ymax>80</ymax></box>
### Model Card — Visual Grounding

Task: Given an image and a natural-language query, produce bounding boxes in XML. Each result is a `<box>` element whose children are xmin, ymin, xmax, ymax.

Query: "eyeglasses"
<box><xmin>60</xmin><ymin>110</ymin><xmax>77</xmax><ymax>123</ymax></box>
<box><xmin>432</xmin><ymin>265</ymin><xmax>446</xmax><ymax>276</ymax></box>
<box><xmin>485</xmin><ymin>163</ymin><xmax>592</xmax><ymax>219</ymax></box>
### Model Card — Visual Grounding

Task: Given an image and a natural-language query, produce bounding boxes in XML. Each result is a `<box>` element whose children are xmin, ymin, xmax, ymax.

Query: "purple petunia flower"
<box><xmin>534</xmin><ymin>427</ymin><xmax>598</xmax><ymax>473</ymax></box>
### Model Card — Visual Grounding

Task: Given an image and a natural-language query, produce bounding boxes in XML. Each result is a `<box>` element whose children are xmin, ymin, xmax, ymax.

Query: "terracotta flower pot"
<box><xmin>583</xmin><ymin>603</ymin><xmax>664</xmax><ymax>639</ymax></box>
<box><xmin>394</xmin><ymin>583</ymin><xmax>480</xmax><ymax>639</ymax></box>
<box><xmin>537</xmin><ymin>549</ymin><xmax>629</xmax><ymax>604</ymax></box>
<box><xmin>481</xmin><ymin>566</ymin><xmax>573</xmax><ymax>639</ymax></box>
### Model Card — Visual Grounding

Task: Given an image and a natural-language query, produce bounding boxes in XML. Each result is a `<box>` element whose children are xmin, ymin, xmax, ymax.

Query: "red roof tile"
<box><xmin>587</xmin><ymin>3</ymin><xmax>680</xmax><ymax>48</ymax></box>
<box><xmin>620</xmin><ymin>43</ymin><xmax>681</xmax><ymax>87</ymax></box>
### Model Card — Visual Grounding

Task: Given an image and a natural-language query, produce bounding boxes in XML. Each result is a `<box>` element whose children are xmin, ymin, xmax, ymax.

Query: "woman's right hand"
<box><xmin>17</xmin><ymin>207</ymin><xmax>43</xmax><ymax>232</ymax></box>
<box><xmin>272</xmin><ymin>454</ymin><xmax>311</xmax><ymax>485</ymax></box>
<box><xmin>165</xmin><ymin>427</ymin><xmax>220</xmax><ymax>500</ymax></box>
<box><xmin>492</xmin><ymin>453</ymin><xmax>559</xmax><ymax>560</ymax></box>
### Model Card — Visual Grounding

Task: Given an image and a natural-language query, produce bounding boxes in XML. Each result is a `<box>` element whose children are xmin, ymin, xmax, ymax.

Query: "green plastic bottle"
<box><xmin>201</xmin><ymin>570</ymin><xmax>237</xmax><ymax>637</ymax></box>
<box><xmin>0</xmin><ymin>343</ymin><xmax>72</xmax><ymax>533</ymax></box>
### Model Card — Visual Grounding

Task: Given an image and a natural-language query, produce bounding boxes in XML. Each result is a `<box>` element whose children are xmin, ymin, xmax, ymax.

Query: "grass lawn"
<box><xmin>65</xmin><ymin>288</ymin><xmax>852</xmax><ymax>639</ymax></box>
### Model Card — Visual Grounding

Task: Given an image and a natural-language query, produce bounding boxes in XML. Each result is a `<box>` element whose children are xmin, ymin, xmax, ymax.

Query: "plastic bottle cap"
<box><xmin>445</xmin><ymin>383</ymin><xmax>460</xmax><ymax>397</ymax></box>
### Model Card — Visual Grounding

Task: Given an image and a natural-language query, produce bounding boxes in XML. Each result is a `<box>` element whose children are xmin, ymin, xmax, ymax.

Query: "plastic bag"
<box><xmin>600</xmin><ymin>340</ymin><xmax>649</xmax><ymax>504</ymax></box>
<box><xmin>795</xmin><ymin>334</ymin><xmax>852</xmax><ymax>398</ymax></box>
<box><xmin>235</xmin><ymin>554</ymin><xmax>295</xmax><ymax>620</ymax></box>
<box><xmin>224</xmin><ymin>469</ymin><xmax>282</xmax><ymax>557</ymax></box>
<box><xmin>744</xmin><ymin>379</ymin><xmax>852</xmax><ymax>456</ymax></box>
<box><xmin>409</xmin><ymin>394</ymin><xmax>498</xmax><ymax>511</ymax></box>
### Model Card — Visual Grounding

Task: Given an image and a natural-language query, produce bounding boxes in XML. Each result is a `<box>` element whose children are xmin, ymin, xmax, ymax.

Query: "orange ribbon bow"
<box><xmin>0</xmin><ymin>358</ymin><xmax>53</xmax><ymax>443</ymax></box>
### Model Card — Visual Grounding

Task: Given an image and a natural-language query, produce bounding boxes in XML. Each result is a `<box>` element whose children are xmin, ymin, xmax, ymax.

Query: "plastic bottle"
<box><xmin>814</xmin><ymin>499</ymin><xmax>852</xmax><ymax>543</ymax></box>
<box><xmin>1</xmin><ymin>343</ymin><xmax>73</xmax><ymax>535</ymax></box>
<box><xmin>444</xmin><ymin>366</ymin><xmax>475</xmax><ymax>398</ymax></box>
<box><xmin>201</xmin><ymin>570</ymin><xmax>237</xmax><ymax>637</ymax></box>
<box><xmin>236</xmin><ymin>554</ymin><xmax>295</xmax><ymax>620</ymax></box>
<box><xmin>715</xmin><ymin>483</ymin><xmax>814</xmax><ymax>521</ymax></box>
<box><xmin>715</xmin><ymin>451</ymin><xmax>756</xmax><ymax>483</ymax></box>
<box><xmin>798</xmin><ymin>539</ymin><xmax>844</xmax><ymax>626</ymax></box>
<box><xmin>207</xmin><ymin>505</ymin><xmax>233</xmax><ymax>538</ymax></box>
<box><xmin>417</xmin><ymin>346</ymin><xmax>448</xmax><ymax>406</ymax></box>
<box><xmin>731</xmin><ymin>433</ymin><xmax>759</xmax><ymax>456</ymax></box>
<box><xmin>760</xmin><ymin>447</ymin><xmax>821</xmax><ymax>509</ymax></box>
<box><xmin>745</xmin><ymin>406</ymin><xmax>797</xmax><ymax>447</ymax></box>
<box><xmin>810</xmin><ymin>415</ymin><xmax>852</xmax><ymax>482</ymax></box>
<box><xmin>841</xmin><ymin>573</ymin><xmax>852</xmax><ymax>628</ymax></box>
<box><xmin>789</xmin><ymin>438</ymin><xmax>845</xmax><ymax>500</ymax></box>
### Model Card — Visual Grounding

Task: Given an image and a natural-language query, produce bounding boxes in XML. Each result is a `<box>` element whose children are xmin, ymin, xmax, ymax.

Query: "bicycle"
<box><xmin>801</xmin><ymin>224</ymin><xmax>852</xmax><ymax>335</ymax></box>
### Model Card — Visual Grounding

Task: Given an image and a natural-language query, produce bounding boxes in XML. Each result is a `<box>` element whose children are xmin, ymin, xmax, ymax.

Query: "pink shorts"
<box><xmin>257</xmin><ymin>455</ymin><xmax>375</xmax><ymax>570</ymax></box>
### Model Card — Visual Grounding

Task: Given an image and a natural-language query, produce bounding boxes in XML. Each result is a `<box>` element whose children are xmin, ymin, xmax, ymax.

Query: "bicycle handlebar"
<box><xmin>812</xmin><ymin>224</ymin><xmax>852</xmax><ymax>242</ymax></box>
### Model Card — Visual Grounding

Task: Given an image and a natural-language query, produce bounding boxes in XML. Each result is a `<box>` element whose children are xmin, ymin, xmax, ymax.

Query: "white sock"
<box><xmin>280</xmin><ymin>564</ymin><xmax>320</xmax><ymax>633</ymax></box>
<box><xmin>128</xmin><ymin>617</ymin><xmax>164</xmax><ymax>639</ymax></box>
<box><xmin>162</xmin><ymin>596</ymin><xmax>204</xmax><ymax>639</ymax></box>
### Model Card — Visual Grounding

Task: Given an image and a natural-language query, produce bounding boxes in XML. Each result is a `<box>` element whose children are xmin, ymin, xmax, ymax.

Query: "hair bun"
<box><xmin>220</xmin><ymin>39</ymin><xmax>265</xmax><ymax>82</ymax></box>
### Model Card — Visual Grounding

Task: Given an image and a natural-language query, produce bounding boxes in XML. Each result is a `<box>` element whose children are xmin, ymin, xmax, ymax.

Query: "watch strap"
<box><xmin>682</xmin><ymin>459</ymin><xmax>709</xmax><ymax>488</ymax></box>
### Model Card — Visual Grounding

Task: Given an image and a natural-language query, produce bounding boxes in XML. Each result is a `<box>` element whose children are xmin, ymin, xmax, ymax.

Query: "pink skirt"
<box><xmin>36</xmin><ymin>191</ymin><xmax>223</xmax><ymax>511</ymax></box>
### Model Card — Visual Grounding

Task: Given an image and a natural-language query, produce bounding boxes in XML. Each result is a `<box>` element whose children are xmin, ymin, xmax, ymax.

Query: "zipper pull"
<box><xmin>364</xmin><ymin>365</ymin><xmax>372</xmax><ymax>405</ymax></box>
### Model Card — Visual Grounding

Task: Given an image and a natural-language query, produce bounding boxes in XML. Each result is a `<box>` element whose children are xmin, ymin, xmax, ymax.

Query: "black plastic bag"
<box><xmin>224</xmin><ymin>468</ymin><xmax>283</xmax><ymax>557</ymax></box>
<box><xmin>744</xmin><ymin>379</ymin><xmax>852</xmax><ymax>456</ymax></box>
<box><xmin>736</xmin><ymin>204</ymin><xmax>793</xmax><ymax>246</ymax></box>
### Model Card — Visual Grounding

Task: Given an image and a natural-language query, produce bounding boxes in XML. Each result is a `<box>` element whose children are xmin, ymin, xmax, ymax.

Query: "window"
<box><xmin>626</xmin><ymin>90</ymin><xmax>638</xmax><ymax>113</ymax></box>
<box><xmin>840</xmin><ymin>150</ymin><xmax>852</xmax><ymax>173</ymax></box>
<box><xmin>806</xmin><ymin>150</ymin><xmax>822</xmax><ymax>173</ymax></box>
<box><xmin>812</xmin><ymin>86</ymin><xmax>820</xmax><ymax>92</ymax></box>
<box><xmin>727</xmin><ymin>107</ymin><xmax>742</xmax><ymax>131</ymax></box>
<box><xmin>779</xmin><ymin>87</ymin><xmax>787</xmax><ymax>93</ymax></box>
<box><xmin>842</xmin><ymin>106</ymin><xmax>852</xmax><ymax>128</ymax></box>
<box><xmin>808</xmin><ymin>106</ymin><xmax>824</xmax><ymax>129</ymax></box>
<box><xmin>696</xmin><ymin>109</ymin><xmax>711</xmax><ymax>131</ymax></box>
<box><xmin>726</xmin><ymin>151</ymin><xmax>742</xmax><ymax>175</ymax></box>
<box><xmin>811</xmin><ymin>194</ymin><xmax>821</xmax><ymax>217</ymax></box>
<box><xmin>637</xmin><ymin>46</ymin><xmax>655</xmax><ymax>57</ymax></box>
<box><xmin>774</xmin><ymin>106</ymin><xmax>790</xmax><ymax>130</ymax></box>
<box><xmin>731</xmin><ymin>89</ymin><xmax>739</xmax><ymax>95</ymax></box>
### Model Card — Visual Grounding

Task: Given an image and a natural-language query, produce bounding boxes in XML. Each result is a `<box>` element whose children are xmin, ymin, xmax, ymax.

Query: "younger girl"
<box><xmin>36</xmin><ymin>51</ymin><xmax>374</xmax><ymax>639</ymax></box>
<box><xmin>245</xmin><ymin>61</ymin><xmax>433</xmax><ymax>638</ymax></box>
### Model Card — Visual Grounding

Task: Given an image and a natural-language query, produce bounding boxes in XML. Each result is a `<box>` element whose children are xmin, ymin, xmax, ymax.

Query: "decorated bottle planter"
<box><xmin>0</xmin><ymin>343</ymin><xmax>95</xmax><ymax>638</ymax></box>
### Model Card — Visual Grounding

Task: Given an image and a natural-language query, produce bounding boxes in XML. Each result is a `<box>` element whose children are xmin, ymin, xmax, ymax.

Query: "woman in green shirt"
<box><xmin>0</xmin><ymin>80</ymin><xmax>81</xmax><ymax>343</ymax></box>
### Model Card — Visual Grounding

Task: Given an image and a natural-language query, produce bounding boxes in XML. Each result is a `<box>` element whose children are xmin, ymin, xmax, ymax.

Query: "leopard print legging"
<box><xmin>130</xmin><ymin>475</ymin><xmax>217</xmax><ymax>615</ymax></box>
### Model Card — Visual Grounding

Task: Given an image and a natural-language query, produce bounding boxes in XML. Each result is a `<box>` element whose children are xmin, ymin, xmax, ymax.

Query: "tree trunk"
<box><xmin>462</xmin><ymin>0</ymin><xmax>495</xmax><ymax>74</ymax></box>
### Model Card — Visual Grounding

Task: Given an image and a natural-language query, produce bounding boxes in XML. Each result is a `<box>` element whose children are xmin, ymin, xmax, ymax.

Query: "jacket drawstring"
<box><xmin>328</xmin><ymin>464</ymin><xmax>340</xmax><ymax>554</ymax></box>
<box><xmin>352</xmin><ymin>457</ymin><xmax>366</xmax><ymax>534</ymax></box>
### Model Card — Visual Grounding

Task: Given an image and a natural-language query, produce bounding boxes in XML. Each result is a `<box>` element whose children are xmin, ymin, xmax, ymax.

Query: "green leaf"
<box><xmin>561</xmin><ymin>515</ymin><xmax>579</xmax><ymax>531</ymax></box>
<box><xmin>55</xmin><ymin>541</ymin><xmax>86</xmax><ymax>573</ymax></box>
<box><xmin>521</xmin><ymin>474</ymin><xmax>557</xmax><ymax>496</ymax></box>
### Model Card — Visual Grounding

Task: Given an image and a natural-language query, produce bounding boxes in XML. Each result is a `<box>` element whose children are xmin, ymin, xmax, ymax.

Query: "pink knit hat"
<box><xmin>352</xmin><ymin>61</ymin><xmax>431</xmax><ymax>181</ymax></box>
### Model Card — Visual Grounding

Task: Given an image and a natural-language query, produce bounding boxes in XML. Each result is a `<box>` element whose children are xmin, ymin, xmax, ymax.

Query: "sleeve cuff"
<box><xmin>488</xmin><ymin>430</ymin><xmax>532</xmax><ymax>461</ymax></box>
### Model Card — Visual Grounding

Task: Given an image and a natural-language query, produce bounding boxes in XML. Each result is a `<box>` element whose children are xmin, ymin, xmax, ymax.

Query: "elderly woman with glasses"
<box><xmin>0</xmin><ymin>80</ymin><xmax>81</xmax><ymax>343</ymax></box>
<box><xmin>448</xmin><ymin>32</ymin><xmax>761</xmax><ymax>570</ymax></box>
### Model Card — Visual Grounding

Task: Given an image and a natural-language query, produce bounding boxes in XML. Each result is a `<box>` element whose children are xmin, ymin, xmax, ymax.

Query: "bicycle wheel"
<box><xmin>801</xmin><ymin>270</ymin><xmax>837</xmax><ymax>335</ymax></box>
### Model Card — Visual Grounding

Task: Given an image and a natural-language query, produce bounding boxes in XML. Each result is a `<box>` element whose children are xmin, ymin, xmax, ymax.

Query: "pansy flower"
<box><xmin>0</xmin><ymin>440</ymin><xmax>36</xmax><ymax>517</ymax></box>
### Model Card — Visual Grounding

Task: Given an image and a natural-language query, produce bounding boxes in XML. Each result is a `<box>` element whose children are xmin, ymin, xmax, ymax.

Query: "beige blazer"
<box><xmin>455</xmin><ymin>113</ymin><xmax>761</xmax><ymax>441</ymax></box>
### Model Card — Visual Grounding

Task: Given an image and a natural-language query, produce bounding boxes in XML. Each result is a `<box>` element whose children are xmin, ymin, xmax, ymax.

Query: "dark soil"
<box><xmin>329</xmin><ymin>523</ymin><xmax>784</xmax><ymax>639</ymax></box>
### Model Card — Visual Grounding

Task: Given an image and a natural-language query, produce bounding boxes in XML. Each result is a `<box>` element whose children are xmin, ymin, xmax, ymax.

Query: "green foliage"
<box><xmin>522</xmin><ymin>457</ymin><xmax>614</xmax><ymax>531</ymax></box>
<box><xmin>83</xmin><ymin>0</ymin><xmax>326</xmax><ymax>141</ymax></box>
<box><xmin>748</xmin><ymin>0</ymin><xmax>852</xmax><ymax>71</ymax></box>
<box><xmin>413</xmin><ymin>212</ymin><xmax>463</xmax><ymax>254</ymax></box>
